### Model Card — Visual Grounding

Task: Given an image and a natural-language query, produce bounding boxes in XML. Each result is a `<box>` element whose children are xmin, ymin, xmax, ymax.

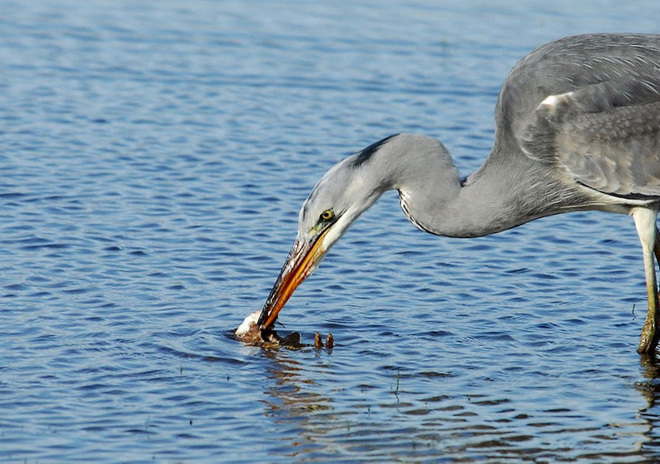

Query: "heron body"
<box><xmin>256</xmin><ymin>33</ymin><xmax>660</xmax><ymax>354</ymax></box>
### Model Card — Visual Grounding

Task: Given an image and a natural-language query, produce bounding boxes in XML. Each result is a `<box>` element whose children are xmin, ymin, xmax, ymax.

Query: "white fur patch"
<box><xmin>235</xmin><ymin>310</ymin><xmax>261</xmax><ymax>336</ymax></box>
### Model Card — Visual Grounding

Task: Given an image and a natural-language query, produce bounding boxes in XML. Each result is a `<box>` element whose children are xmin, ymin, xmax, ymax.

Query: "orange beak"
<box><xmin>258</xmin><ymin>227</ymin><xmax>332</xmax><ymax>330</ymax></box>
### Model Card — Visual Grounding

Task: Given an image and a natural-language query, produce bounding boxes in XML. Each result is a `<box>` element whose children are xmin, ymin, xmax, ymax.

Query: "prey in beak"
<box><xmin>257</xmin><ymin>210</ymin><xmax>337</xmax><ymax>331</ymax></box>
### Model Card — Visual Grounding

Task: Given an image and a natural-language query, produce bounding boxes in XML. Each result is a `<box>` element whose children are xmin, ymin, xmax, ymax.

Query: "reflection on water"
<box><xmin>263</xmin><ymin>351</ymin><xmax>336</xmax><ymax>459</ymax></box>
<box><xmin>638</xmin><ymin>356</ymin><xmax>660</xmax><ymax>456</ymax></box>
<box><xmin>256</xmin><ymin>340</ymin><xmax>660</xmax><ymax>462</ymax></box>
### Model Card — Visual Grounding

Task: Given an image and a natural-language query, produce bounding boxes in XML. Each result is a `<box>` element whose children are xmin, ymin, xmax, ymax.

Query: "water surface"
<box><xmin>2</xmin><ymin>1</ymin><xmax>660</xmax><ymax>462</ymax></box>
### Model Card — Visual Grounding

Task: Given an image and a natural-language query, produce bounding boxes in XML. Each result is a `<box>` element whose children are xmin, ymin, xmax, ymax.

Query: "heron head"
<box><xmin>257</xmin><ymin>137</ymin><xmax>394</xmax><ymax>330</ymax></box>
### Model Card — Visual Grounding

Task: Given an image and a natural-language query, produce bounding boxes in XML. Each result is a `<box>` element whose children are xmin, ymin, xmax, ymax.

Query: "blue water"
<box><xmin>2</xmin><ymin>1</ymin><xmax>660</xmax><ymax>462</ymax></box>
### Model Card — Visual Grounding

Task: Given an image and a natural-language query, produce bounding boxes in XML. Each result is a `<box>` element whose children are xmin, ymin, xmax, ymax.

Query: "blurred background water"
<box><xmin>2</xmin><ymin>1</ymin><xmax>660</xmax><ymax>462</ymax></box>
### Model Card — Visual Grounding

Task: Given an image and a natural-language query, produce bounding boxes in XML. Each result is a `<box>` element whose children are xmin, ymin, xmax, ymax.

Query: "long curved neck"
<box><xmin>420</xmin><ymin>157</ymin><xmax>542</xmax><ymax>238</ymax></box>
<box><xmin>369</xmin><ymin>135</ymin><xmax>570</xmax><ymax>238</ymax></box>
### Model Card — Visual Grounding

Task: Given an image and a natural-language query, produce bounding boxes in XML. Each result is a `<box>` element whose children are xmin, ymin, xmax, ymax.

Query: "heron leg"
<box><xmin>633</xmin><ymin>208</ymin><xmax>660</xmax><ymax>354</ymax></box>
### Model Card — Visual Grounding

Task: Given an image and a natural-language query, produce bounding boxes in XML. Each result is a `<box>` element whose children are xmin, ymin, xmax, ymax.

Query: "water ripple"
<box><xmin>2</xmin><ymin>0</ymin><xmax>660</xmax><ymax>462</ymax></box>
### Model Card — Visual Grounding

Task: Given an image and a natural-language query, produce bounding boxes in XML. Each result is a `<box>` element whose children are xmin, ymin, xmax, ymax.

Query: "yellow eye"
<box><xmin>320</xmin><ymin>209</ymin><xmax>335</xmax><ymax>222</ymax></box>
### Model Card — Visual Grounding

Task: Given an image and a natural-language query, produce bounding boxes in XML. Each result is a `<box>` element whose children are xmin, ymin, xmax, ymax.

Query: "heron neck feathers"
<box><xmin>374</xmin><ymin>136</ymin><xmax>560</xmax><ymax>238</ymax></box>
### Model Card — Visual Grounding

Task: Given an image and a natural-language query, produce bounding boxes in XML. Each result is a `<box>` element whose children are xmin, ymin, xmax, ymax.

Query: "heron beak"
<box><xmin>258</xmin><ymin>227</ymin><xmax>333</xmax><ymax>330</ymax></box>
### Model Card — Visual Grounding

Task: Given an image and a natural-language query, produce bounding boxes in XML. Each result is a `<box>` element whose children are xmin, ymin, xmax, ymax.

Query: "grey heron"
<box><xmin>256</xmin><ymin>33</ymin><xmax>660</xmax><ymax>354</ymax></box>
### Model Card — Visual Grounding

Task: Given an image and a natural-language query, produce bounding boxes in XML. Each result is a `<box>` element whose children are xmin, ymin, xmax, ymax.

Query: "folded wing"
<box><xmin>520</xmin><ymin>76</ymin><xmax>660</xmax><ymax>198</ymax></box>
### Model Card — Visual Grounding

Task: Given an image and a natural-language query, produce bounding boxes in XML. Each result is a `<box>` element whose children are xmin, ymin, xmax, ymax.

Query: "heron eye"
<box><xmin>319</xmin><ymin>209</ymin><xmax>335</xmax><ymax>222</ymax></box>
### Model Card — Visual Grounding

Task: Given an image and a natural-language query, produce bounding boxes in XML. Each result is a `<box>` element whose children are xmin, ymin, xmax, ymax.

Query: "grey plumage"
<box><xmin>257</xmin><ymin>33</ymin><xmax>660</xmax><ymax>355</ymax></box>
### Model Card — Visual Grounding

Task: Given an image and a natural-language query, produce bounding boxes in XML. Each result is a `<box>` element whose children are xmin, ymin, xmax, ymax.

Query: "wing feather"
<box><xmin>520</xmin><ymin>76</ymin><xmax>660</xmax><ymax>198</ymax></box>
